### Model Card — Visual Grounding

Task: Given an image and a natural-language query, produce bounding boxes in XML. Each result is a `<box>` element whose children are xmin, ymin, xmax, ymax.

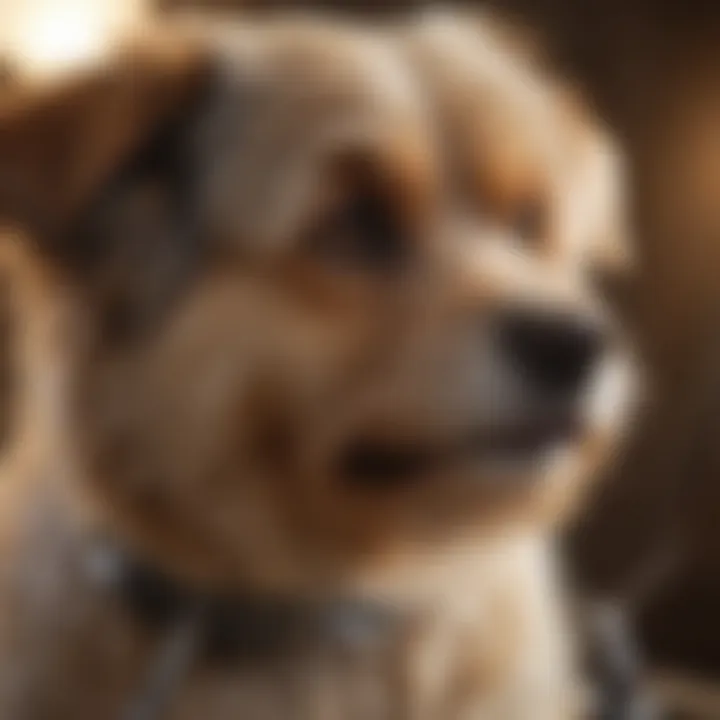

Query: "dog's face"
<box><xmin>59</xmin><ymin>14</ymin><xmax>634</xmax><ymax>592</ymax></box>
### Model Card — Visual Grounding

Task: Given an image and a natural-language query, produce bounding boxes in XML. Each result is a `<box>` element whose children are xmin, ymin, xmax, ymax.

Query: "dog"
<box><xmin>0</xmin><ymin>9</ymin><xmax>634</xmax><ymax>718</ymax></box>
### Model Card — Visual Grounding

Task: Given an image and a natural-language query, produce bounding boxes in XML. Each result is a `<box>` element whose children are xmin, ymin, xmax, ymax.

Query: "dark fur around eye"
<box><xmin>591</xmin><ymin>262</ymin><xmax>636</xmax><ymax>317</ymax></box>
<box><xmin>510</xmin><ymin>197</ymin><xmax>546</xmax><ymax>245</ymax></box>
<box><xmin>310</xmin><ymin>190</ymin><xmax>407</xmax><ymax>274</ymax></box>
<box><xmin>67</xmin><ymin>114</ymin><xmax>202</xmax><ymax>346</ymax></box>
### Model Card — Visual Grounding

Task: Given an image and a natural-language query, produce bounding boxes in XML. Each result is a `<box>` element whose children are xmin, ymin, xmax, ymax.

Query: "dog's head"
<box><xmin>13</xmin><ymin>12</ymin><xmax>635</xmax><ymax>593</ymax></box>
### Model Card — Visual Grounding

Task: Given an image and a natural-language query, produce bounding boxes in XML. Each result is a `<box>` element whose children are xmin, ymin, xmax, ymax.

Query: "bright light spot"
<box><xmin>18</xmin><ymin>5</ymin><xmax>105</xmax><ymax>75</ymax></box>
<box><xmin>4</xmin><ymin>1</ymin><xmax>145</xmax><ymax>79</ymax></box>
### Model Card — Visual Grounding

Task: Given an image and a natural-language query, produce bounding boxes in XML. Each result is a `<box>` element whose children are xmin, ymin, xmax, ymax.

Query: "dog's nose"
<box><xmin>498</xmin><ymin>307</ymin><xmax>606</xmax><ymax>396</ymax></box>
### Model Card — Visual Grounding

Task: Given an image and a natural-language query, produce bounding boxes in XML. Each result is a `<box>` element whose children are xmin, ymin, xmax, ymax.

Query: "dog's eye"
<box><xmin>509</xmin><ymin>197</ymin><xmax>546</xmax><ymax>246</ymax></box>
<box><xmin>309</xmin><ymin>190</ymin><xmax>406</xmax><ymax>273</ymax></box>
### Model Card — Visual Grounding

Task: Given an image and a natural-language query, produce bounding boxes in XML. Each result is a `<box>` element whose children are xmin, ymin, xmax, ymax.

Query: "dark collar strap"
<box><xmin>84</xmin><ymin>540</ymin><xmax>403</xmax><ymax>720</ymax></box>
<box><xmin>86</xmin><ymin>540</ymin><xmax>401</xmax><ymax>666</ymax></box>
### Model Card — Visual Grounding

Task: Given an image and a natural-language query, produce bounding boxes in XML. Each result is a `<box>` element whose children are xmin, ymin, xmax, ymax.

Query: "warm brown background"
<box><xmin>492</xmin><ymin>0</ymin><xmax>720</xmax><ymax>679</ymax></box>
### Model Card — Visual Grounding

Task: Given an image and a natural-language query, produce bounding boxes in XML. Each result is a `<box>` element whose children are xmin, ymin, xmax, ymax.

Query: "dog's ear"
<box><xmin>0</xmin><ymin>34</ymin><xmax>209</xmax><ymax>449</ymax></box>
<box><xmin>0</xmin><ymin>32</ymin><xmax>210</xmax><ymax>246</ymax></box>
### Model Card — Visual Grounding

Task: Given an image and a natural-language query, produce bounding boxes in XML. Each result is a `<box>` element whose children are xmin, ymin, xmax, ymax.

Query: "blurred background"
<box><xmin>4</xmin><ymin>0</ymin><xmax>720</xmax><ymax>715</ymax></box>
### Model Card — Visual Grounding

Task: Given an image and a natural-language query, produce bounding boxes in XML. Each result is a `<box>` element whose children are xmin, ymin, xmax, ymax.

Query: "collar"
<box><xmin>84</xmin><ymin>539</ymin><xmax>402</xmax><ymax>665</ymax></box>
<box><xmin>84</xmin><ymin>541</ymin><xmax>403</xmax><ymax>720</ymax></box>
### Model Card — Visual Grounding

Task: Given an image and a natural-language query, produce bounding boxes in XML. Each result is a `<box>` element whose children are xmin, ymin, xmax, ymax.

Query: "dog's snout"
<box><xmin>498</xmin><ymin>308</ymin><xmax>606</xmax><ymax>396</ymax></box>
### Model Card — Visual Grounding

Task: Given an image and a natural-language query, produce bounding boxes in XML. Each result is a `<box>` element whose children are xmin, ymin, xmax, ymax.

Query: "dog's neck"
<box><xmin>86</xmin><ymin>539</ymin><xmax>406</xmax><ymax>664</ymax></box>
<box><xmin>84</xmin><ymin>539</ymin><xmax>409</xmax><ymax>720</ymax></box>
<box><xmin>8</xmin><ymin>476</ymin><xmax>575</xmax><ymax>719</ymax></box>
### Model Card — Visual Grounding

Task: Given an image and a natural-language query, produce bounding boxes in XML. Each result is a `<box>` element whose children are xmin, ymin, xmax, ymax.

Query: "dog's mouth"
<box><xmin>339</xmin><ymin>412</ymin><xmax>583</xmax><ymax>489</ymax></box>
